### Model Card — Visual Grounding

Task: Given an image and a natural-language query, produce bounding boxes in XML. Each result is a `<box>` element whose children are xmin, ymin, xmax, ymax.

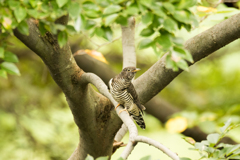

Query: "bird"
<box><xmin>109</xmin><ymin>66</ymin><xmax>146</xmax><ymax>129</ymax></box>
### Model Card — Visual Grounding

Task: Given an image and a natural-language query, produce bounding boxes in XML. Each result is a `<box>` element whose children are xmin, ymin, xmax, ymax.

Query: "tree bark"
<box><xmin>14</xmin><ymin>19</ymin><xmax>122</xmax><ymax>159</ymax></box>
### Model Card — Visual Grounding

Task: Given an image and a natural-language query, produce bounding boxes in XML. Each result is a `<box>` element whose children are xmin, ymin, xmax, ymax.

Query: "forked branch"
<box><xmin>81</xmin><ymin>72</ymin><xmax>179</xmax><ymax>160</ymax></box>
<box><xmin>81</xmin><ymin>17</ymin><xmax>179</xmax><ymax>160</ymax></box>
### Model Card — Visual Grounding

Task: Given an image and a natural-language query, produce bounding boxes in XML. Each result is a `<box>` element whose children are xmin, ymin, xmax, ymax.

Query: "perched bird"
<box><xmin>109</xmin><ymin>67</ymin><xmax>146</xmax><ymax>129</ymax></box>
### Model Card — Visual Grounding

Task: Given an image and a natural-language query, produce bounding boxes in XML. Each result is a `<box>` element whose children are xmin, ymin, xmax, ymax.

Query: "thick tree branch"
<box><xmin>14</xmin><ymin>18</ymin><xmax>121</xmax><ymax>159</ymax></box>
<box><xmin>73</xmin><ymin>53</ymin><xmax>238</xmax><ymax>145</ymax></box>
<box><xmin>135</xmin><ymin>13</ymin><xmax>240</xmax><ymax>104</ymax></box>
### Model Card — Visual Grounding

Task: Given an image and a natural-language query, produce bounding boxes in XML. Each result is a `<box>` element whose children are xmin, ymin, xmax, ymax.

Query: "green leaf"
<box><xmin>117</xmin><ymin>157</ymin><xmax>124</xmax><ymax>160</ymax></box>
<box><xmin>28</xmin><ymin>9</ymin><xmax>39</xmax><ymax>19</ymax></box>
<box><xmin>0</xmin><ymin>47</ymin><xmax>4</xmax><ymax>58</ymax></box>
<box><xmin>14</xmin><ymin>7</ymin><xmax>27</xmax><ymax>23</ymax></box>
<box><xmin>84</xmin><ymin>10</ymin><xmax>100</xmax><ymax>19</ymax></box>
<box><xmin>0</xmin><ymin>69</ymin><xmax>7</xmax><ymax>78</ymax></box>
<box><xmin>163</xmin><ymin>17</ymin><xmax>178</xmax><ymax>33</ymax></box>
<box><xmin>163</xmin><ymin>2</ymin><xmax>175</xmax><ymax>14</ymax></box>
<box><xmin>176</xmin><ymin>0</ymin><xmax>197</xmax><ymax>9</ymax></box>
<box><xmin>96</xmin><ymin>156</ymin><xmax>109</xmax><ymax>160</ymax></box>
<box><xmin>152</xmin><ymin>15</ymin><xmax>164</xmax><ymax>28</ymax></box>
<box><xmin>95</xmin><ymin>27</ymin><xmax>104</xmax><ymax>37</ymax></box>
<box><xmin>230</xmin><ymin>156</ymin><xmax>240</xmax><ymax>159</ymax></box>
<box><xmin>142</xmin><ymin>12</ymin><xmax>153</xmax><ymax>24</ymax></box>
<box><xmin>116</xmin><ymin>15</ymin><xmax>128</xmax><ymax>26</ymax></box>
<box><xmin>68</xmin><ymin>2</ymin><xmax>81</xmax><ymax>19</ymax></box>
<box><xmin>140</xmin><ymin>28</ymin><xmax>154</xmax><ymax>37</ymax></box>
<box><xmin>39</xmin><ymin>21</ymin><xmax>47</xmax><ymax>35</ymax></box>
<box><xmin>140</xmin><ymin>155</ymin><xmax>151</xmax><ymax>160</ymax></box>
<box><xmin>137</xmin><ymin>2</ymin><xmax>147</xmax><ymax>13</ymax></box>
<box><xmin>29</xmin><ymin>0</ymin><xmax>37</xmax><ymax>8</ymax></box>
<box><xmin>8</xmin><ymin>1</ymin><xmax>20</xmax><ymax>10</ymax></box>
<box><xmin>58</xmin><ymin>31</ymin><xmax>68</xmax><ymax>48</ymax></box>
<box><xmin>85</xmin><ymin>20</ymin><xmax>96</xmax><ymax>30</ymax></box>
<box><xmin>166</xmin><ymin>53</ymin><xmax>178</xmax><ymax>71</ymax></box>
<box><xmin>17</xmin><ymin>20</ymin><xmax>29</xmax><ymax>35</ymax></box>
<box><xmin>173</xmin><ymin>46</ymin><xmax>193</xmax><ymax>63</ymax></box>
<box><xmin>176</xmin><ymin>59</ymin><xmax>189</xmax><ymax>72</ymax></box>
<box><xmin>0</xmin><ymin>62</ymin><xmax>20</xmax><ymax>76</ymax></box>
<box><xmin>194</xmin><ymin>142</ymin><xmax>208</xmax><ymax>151</ymax></box>
<box><xmin>139</xmin><ymin>0</ymin><xmax>152</xmax><ymax>8</ymax></box>
<box><xmin>83</xmin><ymin>1</ymin><xmax>99</xmax><ymax>11</ymax></box>
<box><xmin>207</xmin><ymin>133</ymin><xmax>220</xmax><ymax>145</ymax></box>
<box><xmin>74</xmin><ymin>15</ymin><xmax>84</xmax><ymax>32</ymax></box>
<box><xmin>55</xmin><ymin>24</ymin><xmax>66</xmax><ymax>31</ymax></box>
<box><xmin>85</xmin><ymin>154</ymin><xmax>94</xmax><ymax>160</ymax></box>
<box><xmin>153</xmin><ymin>8</ymin><xmax>166</xmax><ymax>18</ymax></box>
<box><xmin>172</xmin><ymin>37</ymin><xmax>184</xmax><ymax>46</ymax></box>
<box><xmin>56</xmin><ymin>0</ymin><xmax>69</xmax><ymax>8</ymax></box>
<box><xmin>173</xmin><ymin>11</ymin><xmax>191</xmax><ymax>24</ymax></box>
<box><xmin>180</xmin><ymin>158</ymin><xmax>192</xmax><ymax>160</ymax></box>
<box><xmin>105</xmin><ymin>14</ymin><xmax>118</xmax><ymax>26</ymax></box>
<box><xmin>4</xmin><ymin>51</ymin><xmax>19</xmax><ymax>63</ymax></box>
<box><xmin>103</xmin><ymin>5</ymin><xmax>122</xmax><ymax>15</ymax></box>
<box><xmin>125</xmin><ymin>4</ymin><xmax>139</xmax><ymax>15</ymax></box>
<box><xmin>220</xmin><ymin>119</ymin><xmax>232</xmax><ymax>133</ymax></box>
<box><xmin>102</xmin><ymin>27</ymin><xmax>113</xmax><ymax>41</ymax></box>
<box><xmin>138</xmin><ymin>39</ymin><xmax>153</xmax><ymax>49</ymax></box>
<box><xmin>66</xmin><ymin>25</ymin><xmax>77</xmax><ymax>35</ymax></box>
<box><xmin>226</xmin><ymin>144</ymin><xmax>240</xmax><ymax>156</ymax></box>
<box><xmin>155</xmin><ymin>34</ymin><xmax>172</xmax><ymax>50</ymax></box>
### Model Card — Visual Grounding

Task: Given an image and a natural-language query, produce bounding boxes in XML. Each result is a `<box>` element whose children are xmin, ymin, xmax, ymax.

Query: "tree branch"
<box><xmin>122</xmin><ymin>17</ymin><xmax>136</xmax><ymax>68</ymax></box>
<box><xmin>14</xmin><ymin>18</ymin><xmax>122</xmax><ymax>159</ymax></box>
<box><xmin>134</xmin><ymin>12</ymin><xmax>240</xmax><ymax>104</ymax></box>
<box><xmin>114</xmin><ymin>17</ymin><xmax>137</xmax><ymax>145</ymax></box>
<box><xmin>81</xmin><ymin>72</ymin><xmax>179</xmax><ymax>160</ymax></box>
<box><xmin>135</xmin><ymin>136</ymin><xmax>179</xmax><ymax>160</ymax></box>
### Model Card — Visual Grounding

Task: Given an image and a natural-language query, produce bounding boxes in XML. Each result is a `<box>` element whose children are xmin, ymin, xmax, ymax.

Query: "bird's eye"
<box><xmin>127</xmin><ymin>69</ymin><xmax>130</xmax><ymax>72</ymax></box>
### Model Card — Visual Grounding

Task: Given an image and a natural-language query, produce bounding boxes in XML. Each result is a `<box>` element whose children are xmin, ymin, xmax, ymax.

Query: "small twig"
<box><xmin>82</xmin><ymin>32</ymin><xmax>121</xmax><ymax>51</ymax></box>
<box><xmin>114</xmin><ymin>123</ymin><xmax>128</xmax><ymax>142</ymax></box>
<box><xmin>135</xmin><ymin>136</ymin><xmax>179</xmax><ymax>160</ymax></box>
<box><xmin>82</xmin><ymin>32</ymin><xmax>100</xmax><ymax>48</ymax></box>
<box><xmin>95</xmin><ymin>36</ymin><xmax>121</xmax><ymax>51</ymax></box>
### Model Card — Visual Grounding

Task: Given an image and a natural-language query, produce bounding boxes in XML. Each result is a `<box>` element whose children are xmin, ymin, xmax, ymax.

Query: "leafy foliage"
<box><xmin>1</xmin><ymin>0</ymin><xmax>240</xmax><ymax>76</ymax></box>
<box><xmin>0</xmin><ymin>0</ymin><xmax>197</xmax><ymax>74</ymax></box>
<box><xmin>183</xmin><ymin>119</ymin><xmax>240</xmax><ymax>160</ymax></box>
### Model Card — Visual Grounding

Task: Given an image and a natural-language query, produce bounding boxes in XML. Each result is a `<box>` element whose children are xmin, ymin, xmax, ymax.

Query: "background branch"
<box><xmin>134</xmin><ymin>13</ymin><xmax>240</xmax><ymax>104</ymax></box>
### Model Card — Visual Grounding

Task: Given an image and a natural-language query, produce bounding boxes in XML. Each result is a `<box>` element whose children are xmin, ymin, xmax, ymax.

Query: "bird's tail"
<box><xmin>131</xmin><ymin>113</ymin><xmax>146</xmax><ymax>129</ymax></box>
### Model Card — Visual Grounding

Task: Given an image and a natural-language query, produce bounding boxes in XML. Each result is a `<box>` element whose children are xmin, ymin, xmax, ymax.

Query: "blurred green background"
<box><xmin>1</xmin><ymin>4</ymin><xmax>240</xmax><ymax>160</ymax></box>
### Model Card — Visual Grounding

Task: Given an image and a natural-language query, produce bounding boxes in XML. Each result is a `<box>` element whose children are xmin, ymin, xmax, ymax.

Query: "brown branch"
<box><xmin>13</xmin><ymin>18</ymin><xmax>122</xmax><ymax>159</ymax></box>
<box><xmin>134</xmin><ymin>13</ymin><xmax>240</xmax><ymax>104</ymax></box>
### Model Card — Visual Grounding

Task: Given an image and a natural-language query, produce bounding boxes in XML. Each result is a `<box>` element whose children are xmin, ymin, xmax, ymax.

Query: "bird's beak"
<box><xmin>132</xmin><ymin>68</ymin><xmax>141</xmax><ymax>72</ymax></box>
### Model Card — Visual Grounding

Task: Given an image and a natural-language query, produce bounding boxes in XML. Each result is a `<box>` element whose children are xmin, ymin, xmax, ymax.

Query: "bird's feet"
<box><xmin>115</xmin><ymin>104</ymin><xmax>121</xmax><ymax>110</ymax></box>
<box><xmin>118</xmin><ymin>108</ymin><xmax>127</xmax><ymax>114</ymax></box>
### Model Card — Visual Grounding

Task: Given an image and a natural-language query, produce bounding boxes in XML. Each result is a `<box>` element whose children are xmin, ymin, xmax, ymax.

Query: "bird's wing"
<box><xmin>108</xmin><ymin>78</ymin><xmax>112</xmax><ymax>90</ymax></box>
<box><xmin>127</xmin><ymin>83</ymin><xmax>145</xmax><ymax>113</ymax></box>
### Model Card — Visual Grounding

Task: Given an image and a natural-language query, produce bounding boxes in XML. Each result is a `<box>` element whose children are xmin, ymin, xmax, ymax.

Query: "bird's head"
<box><xmin>120</xmin><ymin>67</ymin><xmax>140</xmax><ymax>80</ymax></box>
